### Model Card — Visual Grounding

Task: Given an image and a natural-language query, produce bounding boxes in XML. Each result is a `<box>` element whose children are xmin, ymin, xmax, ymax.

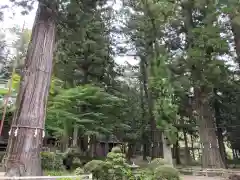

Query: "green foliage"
<box><xmin>6</xmin><ymin>0</ymin><xmax>240</xmax><ymax>171</ymax></box>
<box><xmin>44</xmin><ymin>171</ymin><xmax>72</xmax><ymax>180</ymax></box>
<box><xmin>83</xmin><ymin>160</ymin><xmax>107</xmax><ymax>179</ymax></box>
<box><xmin>151</xmin><ymin>56</ymin><xmax>178</xmax><ymax>144</ymax></box>
<box><xmin>104</xmin><ymin>147</ymin><xmax>134</xmax><ymax>180</ymax></box>
<box><xmin>83</xmin><ymin>148</ymin><xmax>135</xmax><ymax>180</ymax></box>
<box><xmin>149</xmin><ymin>158</ymin><xmax>169</xmax><ymax>170</ymax></box>
<box><xmin>153</xmin><ymin>165</ymin><xmax>180</xmax><ymax>180</ymax></box>
<box><xmin>74</xmin><ymin>167</ymin><xmax>84</xmax><ymax>175</ymax></box>
<box><xmin>135</xmin><ymin>169</ymin><xmax>154</xmax><ymax>180</ymax></box>
<box><xmin>71</xmin><ymin>157</ymin><xmax>82</xmax><ymax>170</ymax></box>
<box><xmin>55</xmin><ymin>0</ymin><xmax>115</xmax><ymax>87</ymax></box>
<box><xmin>44</xmin><ymin>170</ymin><xmax>66</xmax><ymax>176</ymax></box>
<box><xmin>41</xmin><ymin>152</ymin><xmax>64</xmax><ymax>171</ymax></box>
<box><xmin>111</xmin><ymin>146</ymin><xmax>122</xmax><ymax>153</ymax></box>
<box><xmin>46</xmin><ymin>84</ymin><xmax>126</xmax><ymax>140</ymax></box>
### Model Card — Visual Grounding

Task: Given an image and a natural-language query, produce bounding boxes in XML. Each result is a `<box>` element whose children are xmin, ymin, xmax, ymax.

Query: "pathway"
<box><xmin>183</xmin><ymin>175</ymin><xmax>222</xmax><ymax>180</ymax></box>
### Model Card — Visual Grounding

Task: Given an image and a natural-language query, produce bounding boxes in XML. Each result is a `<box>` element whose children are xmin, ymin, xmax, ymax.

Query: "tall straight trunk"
<box><xmin>162</xmin><ymin>134</ymin><xmax>173</xmax><ymax>165</ymax></box>
<box><xmin>174</xmin><ymin>134</ymin><xmax>181</xmax><ymax>165</ymax></box>
<box><xmin>143</xmin><ymin>142</ymin><xmax>148</xmax><ymax>160</ymax></box>
<box><xmin>5</xmin><ymin>2</ymin><xmax>56</xmax><ymax>176</ymax></box>
<box><xmin>183</xmin><ymin>130</ymin><xmax>191</xmax><ymax>165</ymax></box>
<box><xmin>62</xmin><ymin>118</ymin><xmax>70</xmax><ymax>152</ymax></box>
<box><xmin>195</xmin><ymin>88</ymin><xmax>225</xmax><ymax>168</ymax></box>
<box><xmin>140</xmin><ymin>58</ymin><xmax>158</xmax><ymax>159</ymax></box>
<box><xmin>230</xmin><ymin>14</ymin><xmax>240</xmax><ymax>67</ymax></box>
<box><xmin>214</xmin><ymin>88</ymin><xmax>227</xmax><ymax>168</ymax></box>
<box><xmin>190</xmin><ymin>135</ymin><xmax>195</xmax><ymax>161</ymax></box>
<box><xmin>139</xmin><ymin>66</ymin><xmax>148</xmax><ymax>160</ymax></box>
<box><xmin>182</xmin><ymin>0</ymin><xmax>224</xmax><ymax>169</ymax></box>
<box><xmin>72</xmin><ymin>126</ymin><xmax>78</xmax><ymax>147</ymax></box>
<box><xmin>89</xmin><ymin>135</ymin><xmax>96</xmax><ymax>157</ymax></box>
<box><xmin>127</xmin><ymin>143</ymin><xmax>134</xmax><ymax>161</ymax></box>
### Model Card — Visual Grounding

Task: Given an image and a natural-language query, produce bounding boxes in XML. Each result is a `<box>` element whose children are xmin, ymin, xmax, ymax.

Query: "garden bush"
<box><xmin>83</xmin><ymin>160</ymin><xmax>108</xmax><ymax>179</ymax></box>
<box><xmin>111</xmin><ymin>146</ymin><xmax>122</xmax><ymax>153</ymax></box>
<box><xmin>41</xmin><ymin>152</ymin><xmax>64</xmax><ymax>170</ymax></box>
<box><xmin>44</xmin><ymin>170</ymin><xmax>66</xmax><ymax>176</ymax></box>
<box><xmin>83</xmin><ymin>147</ymin><xmax>135</xmax><ymax>180</ymax></box>
<box><xmin>148</xmin><ymin>158</ymin><xmax>169</xmax><ymax>170</ymax></box>
<box><xmin>105</xmin><ymin>147</ymin><xmax>134</xmax><ymax>180</ymax></box>
<box><xmin>44</xmin><ymin>170</ymin><xmax>72</xmax><ymax>180</ymax></box>
<box><xmin>74</xmin><ymin>167</ymin><xmax>84</xmax><ymax>175</ymax></box>
<box><xmin>134</xmin><ymin>169</ymin><xmax>154</xmax><ymax>180</ymax></box>
<box><xmin>71</xmin><ymin>157</ymin><xmax>82</xmax><ymax>170</ymax></box>
<box><xmin>153</xmin><ymin>165</ymin><xmax>180</xmax><ymax>180</ymax></box>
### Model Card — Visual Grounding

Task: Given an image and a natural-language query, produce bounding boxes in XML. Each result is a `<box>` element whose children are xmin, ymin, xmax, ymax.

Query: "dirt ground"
<box><xmin>183</xmin><ymin>175</ymin><xmax>222</xmax><ymax>180</ymax></box>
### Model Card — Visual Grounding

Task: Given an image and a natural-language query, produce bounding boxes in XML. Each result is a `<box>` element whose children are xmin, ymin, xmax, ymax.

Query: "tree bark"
<box><xmin>183</xmin><ymin>130</ymin><xmax>191</xmax><ymax>165</ymax></box>
<box><xmin>72</xmin><ymin>126</ymin><xmax>78</xmax><ymax>147</ymax></box>
<box><xmin>142</xmin><ymin>142</ymin><xmax>148</xmax><ymax>160</ymax></box>
<box><xmin>141</xmin><ymin>57</ymin><xmax>158</xmax><ymax>159</ymax></box>
<box><xmin>182</xmin><ymin>0</ymin><xmax>225</xmax><ymax>169</ymax></box>
<box><xmin>195</xmin><ymin>88</ymin><xmax>225</xmax><ymax>169</ymax></box>
<box><xmin>5</xmin><ymin>2</ymin><xmax>56</xmax><ymax>176</ymax></box>
<box><xmin>174</xmin><ymin>139</ymin><xmax>181</xmax><ymax>165</ymax></box>
<box><xmin>190</xmin><ymin>135</ymin><xmax>195</xmax><ymax>161</ymax></box>
<box><xmin>139</xmin><ymin>65</ymin><xmax>148</xmax><ymax>161</ymax></box>
<box><xmin>230</xmin><ymin>14</ymin><xmax>240</xmax><ymax>68</ymax></box>
<box><xmin>127</xmin><ymin>143</ymin><xmax>133</xmax><ymax>161</ymax></box>
<box><xmin>214</xmin><ymin>88</ymin><xmax>227</xmax><ymax>168</ymax></box>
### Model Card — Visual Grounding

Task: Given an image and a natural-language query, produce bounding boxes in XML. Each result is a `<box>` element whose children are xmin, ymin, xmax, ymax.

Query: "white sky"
<box><xmin>0</xmin><ymin>0</ymin><xmax>37</xmax><ymax>54</ymax></box>
<box><xmin>0</xmin><ymin>0</ymin><xmax>37</xmax><ymax>29</ymax></box>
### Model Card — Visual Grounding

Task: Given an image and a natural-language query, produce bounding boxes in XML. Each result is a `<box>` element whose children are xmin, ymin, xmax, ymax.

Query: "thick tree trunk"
<box><xmin>5</xmin><ymin>2</ymin><xmax>56</xmax><ymax>176</ymax></box>
<box><xmin>195</xmin><ymin>88</ymin><xmax>225</xmax><ymax>169</ymax></box>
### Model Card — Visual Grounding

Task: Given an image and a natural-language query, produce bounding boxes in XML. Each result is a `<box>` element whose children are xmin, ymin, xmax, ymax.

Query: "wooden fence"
<box><xmin>178</xmin><ymin>167</ymin><xmax>240</xmax><ymax>178</ymax></box>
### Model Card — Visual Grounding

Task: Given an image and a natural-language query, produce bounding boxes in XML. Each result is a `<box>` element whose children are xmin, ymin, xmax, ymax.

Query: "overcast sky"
<box><xmin>1</xmin><ymin>0</ymin><xmax>36</xmax><ymax>28</ymax></box>
<box><xmin>0</xmin><ymin>0</ymin><xmax>137</xmax><ymax>65</ymax></box>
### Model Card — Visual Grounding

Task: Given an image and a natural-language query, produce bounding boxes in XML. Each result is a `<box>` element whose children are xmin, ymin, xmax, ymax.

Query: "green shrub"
<box><xmin>105</xmin><ymin>149</ymin><xmax>134</xmax><ymax>180</ymax></box>
<box><xmin>82</xmin><ymin>148</ymin><xmax>136</xmax><ymax>180</ymax></box>
<box><xmin>44</xmin><ymin>170</ymin><xmax>72</xmax><ymax>180</ymax></box>
<box><xmin>153</xmin><ymin>165</ymin><xmax>180</xmax><ymax>180</ymax></box>
<box><xmin>134</xmin><ymin>169</ymin><xmax>154</xmax><ymax>179</ymax></box>
<box><xmin>71</xmin><ymin>157</ymin><xmax>82</xmax><ymax>170</ymax></box>
<box><xmin>74</xmin><ymin>167</ymin><xmax>84</xmax><ymax>175</ymax></box>
<box><xmin>111</xmin><ymin>146</ymin><xmax>122</xmax><ymax>153</ymax></box>
<box><xmin>63</xmin><ymin>147</ymin><xmax>80</xmax><ymax>158</ymax></box>
<box><xmin>83</xmin><ymin>160</ymin><xmax>107</xmax><ymax>179</ymax></box>
<box><xmin>149</xmin><ymin>158</ymin><xmax>169</xmax><ymax>170</ymax></box>
<box><xmin>41</xmin><ymin>152</ymin><xmax>64</xmax><ymax>170</ymax></box>
<box><xmin>44</xmin><ymin>170</ymin><xmax>66</xmax><ymax>176</ymax></box>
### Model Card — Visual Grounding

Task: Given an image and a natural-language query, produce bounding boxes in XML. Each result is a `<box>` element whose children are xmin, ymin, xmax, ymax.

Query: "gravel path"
<box><xmin>183</xmin><ymin>175</ymin><xmax>222</xmax><ymax>180</ymax></box>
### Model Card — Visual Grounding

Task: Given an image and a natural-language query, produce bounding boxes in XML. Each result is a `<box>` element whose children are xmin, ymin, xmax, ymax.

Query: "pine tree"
<box><xmin>180</xmin><ymin>0</ymin><xmax>228</xmax><ymax>168</ymax></box>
